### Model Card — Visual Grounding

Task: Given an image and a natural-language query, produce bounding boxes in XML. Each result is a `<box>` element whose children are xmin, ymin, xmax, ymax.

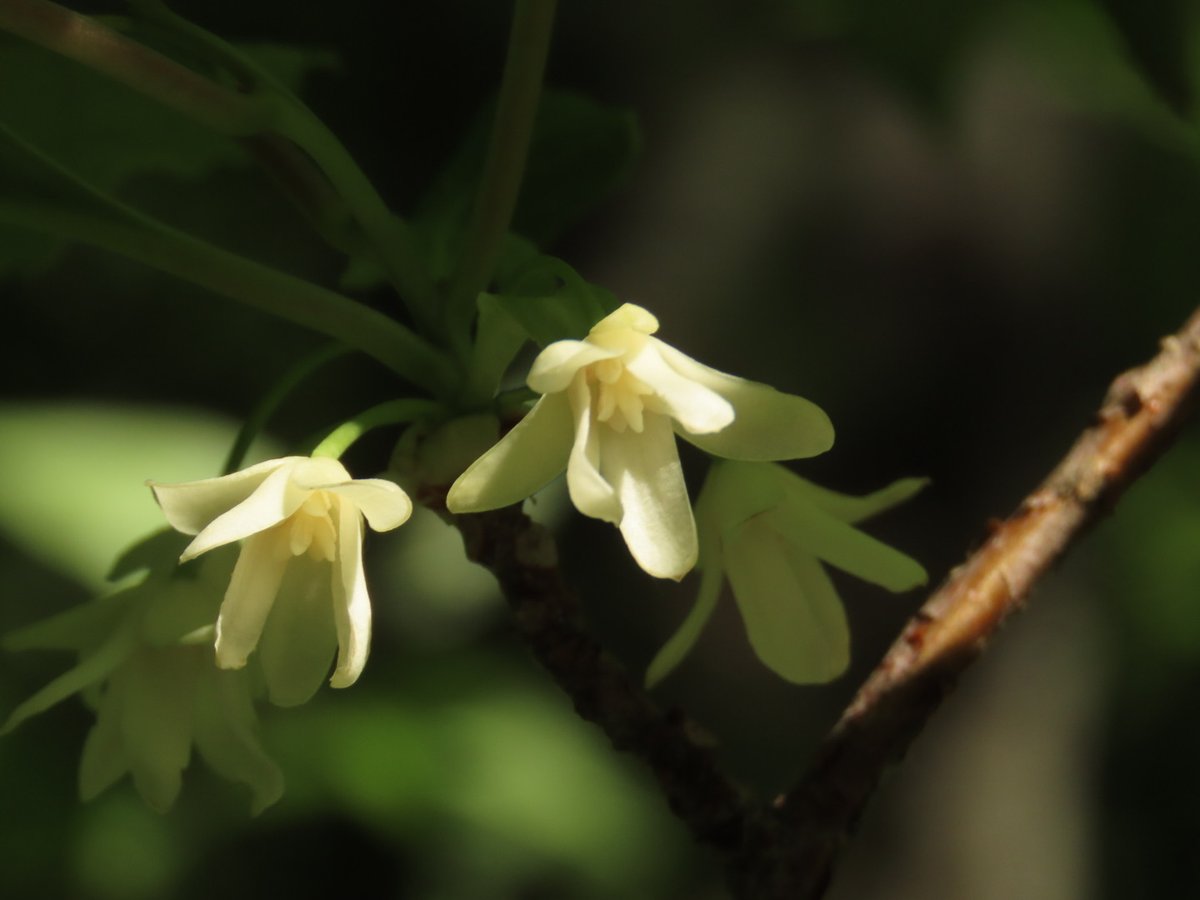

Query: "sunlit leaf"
<box><xmin>0</xmin><ymin>403</ymin><xmax>276</xmax><ymax>588</ymax></box>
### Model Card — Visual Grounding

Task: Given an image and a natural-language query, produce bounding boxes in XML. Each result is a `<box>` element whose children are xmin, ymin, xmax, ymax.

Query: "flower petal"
<box><xmin>324</xmin><ymin>478</ymin><xmax>412</xmax><ymax>532</ymax></box>
<box><xmin>192</xmin><ymin>666</ymin><xmax>284</xmax><ymax>815</ymax></box>
<box><xmin>330</xmin><ymin>502</ymin><xmax>370</xmax><ymax>689</ymax></box>
<box><xmin>527</xmin><ymin>339</ymin><xmax>620</xmax><ymax>394</ymax></box>
<box><xmin>1</xmin><ymin>625</ymin><xmax>135</xmax><ymax>734</ymax></box>
<box><xmin>725</xmin><ymin>517</ymin><xmax>849</xmax><ymax>684</ymax></box>
<box><xmin>566</xmin><ymin>374</ymin><xmax>621</xmax><ymax>523</ymax></box>
<box><xmin>3</xmin><ymin>587</ymin><xmax>137</xmax><ymax>653</ymax></box>
<box><xmin>139</xmin><ymin>577</ymin><xmax>224</xmax><ymax>648</ymax></box>
<box><xmin>657</xmin><ymin>343</ymin><xmax>834</xmax><ymax>461</ymax></box>
<box><xmin>258</xmin><ymin>554</ymin><xmax>337</xmax><ymax>706</ymax></box>
<box><xmin>214</xmin><ymin>531</ymin><xmax>289</xmax><ymax>670</ymax></box>
<box><xmin>447</xmin><ymin>392</ymin><xmax>574</xmax><ymax>513</ymax></box>
<box><xmin>590</xmin><ymin>303</ymin><xmax>659</xmax><ymax>335</ymax></box>
<box><xmin>178</xmin><ymin>461</ymin><xmax>310</xmax><ymax>562</ymax></box>
<box><xmin>626</xmin><ymin>340</ymin><xmax>733</xmax><ymax>435</ymax></box>
<box><xmin>150</xmin><ymin>457</ymin><xmax>296</xmax><ymax>536</ymax></box>
<box><xmin>644</xmin><ymin>561</ymin><xmax>722</xmax><ymax>688</ymax></box>
<box><xmin>767</xmin><ymin>503</ymin><xmax>928</xmax><ymax>592</ymax></box>
<box><xmin>781</xmin><ymin>474</ymin><xmax>930</xmax><ymax>524</ymax></box>
<box><xmin>284</xmin><ymin>456</ymin><xmax>352</xmax><ymax>490</ymax></box>
<box><xmin>602</xmin><ymin>414</ymin><xmax>697</xmax><ymax>579</ymax></box>
<box><xmin>118</xmin><ymin>648</ymin><xmax>196</xmax><ymax>812</ymax></box>
<box><xmin>79</xmin><ymin>688</ymin><xmax>128</xmax><ymax>802</ymax></box>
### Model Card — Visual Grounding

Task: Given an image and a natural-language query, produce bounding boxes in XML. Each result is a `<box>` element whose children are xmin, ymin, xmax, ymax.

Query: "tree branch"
<box><xmin>744</xmin><ymin>304</ymin><xmax>1200</xmax><ymax>898</ymax></box>
<box><xmin>453</xmin><ymin>505</ymin><xmax>750</xmax><ymax>850</ymax></box>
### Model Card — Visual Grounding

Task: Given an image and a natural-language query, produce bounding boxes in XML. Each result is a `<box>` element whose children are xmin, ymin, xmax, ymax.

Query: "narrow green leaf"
<box><xmin>414</xmin><ymin>89</ymin><xmax>641</xmax><ymax>279</ymax></box>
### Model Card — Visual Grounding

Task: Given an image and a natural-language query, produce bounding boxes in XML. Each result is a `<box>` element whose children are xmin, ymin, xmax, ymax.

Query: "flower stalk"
<box><xmin>0</xmin><ymin>199</ymin><xmax>455</xmax><ymax>394</ymax></box>
<box><xmin>445</xmin><ymin>0</ymin><xmax>558</xmax><ymax>347</ymax></box>
<box><xmin>310</xmin><ymin>398</ymin><xmax>445</xmax><ymax>460</ymax></box>
<box><xmin>0</xmin><ymin>0</ymin><xmax>436</xmax><ymax>319</ymax></box>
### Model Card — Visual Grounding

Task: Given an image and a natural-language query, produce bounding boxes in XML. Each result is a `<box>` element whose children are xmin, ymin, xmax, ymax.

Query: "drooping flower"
<box><xmin>645</xmin><ymin>462</ymin><xmax>928</xmax><ymax>686</ymax></box>
<box><xmin>149</xmin><ymin>456</ymin><xmax>412</xmax><ymax>705</ymax></box>
<box><xmin>2</xmin><ymin>536</ymin><xmax>283</xmax><ymax>813</ymax></box>
<box><xmin>447</xmin><ymin>304</ymin><xmax>834</xmax><ymax>580</ymax></box>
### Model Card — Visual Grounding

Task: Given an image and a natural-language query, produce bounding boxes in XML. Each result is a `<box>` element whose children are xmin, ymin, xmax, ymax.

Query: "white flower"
<box><xmin>447</xmin><ymin>303</ymin><xmax>834</xmax><ymax>579</ymax></box>
<box><xmin>150</xmin><ymin>456</ymin><xmax>412</xmax><ymax>705</ymax></box>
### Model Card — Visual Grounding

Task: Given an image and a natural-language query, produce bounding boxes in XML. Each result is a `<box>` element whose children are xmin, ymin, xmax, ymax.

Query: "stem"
<box><xmin>310</xmin><ymin>398</ymin><xmax>443</xmax><ymax>459</ymax></box>
<box><xmin>0</xmin><ymin>203</ymin><xmax>457</xmax><ymax>394</ymax></box>
<box><xmin>453</xmin><ymin>505</ymin><xmax>749</xmax><ymax>849</ymax></box>
<box><xmin>0</xmin><ymin>0</ymin><xmax>436</xmax><ymax>320</ymax></box>
<box><xmin>224</xmin><ymin>344</ymin><xmax>350</xmax><ymax>474</ymax></box>
<box><xmin>127</xmin><ymin>0</ymin><xmax>437</xmax><ymax>322</ymax></box>
<box><xmin>445</xmin><ymin>0</ymin><xmax>557</xmax><ymax>346</ymax></box>
<box><xmin>240</xmin><ymin>134</ymin><xmax>362</xmax><ymax>256</ymax></box>
<box><xmin>0</xmin><ymin>0</ymin><xmax>269</xmax><ymax>134</ymax></box>
<box><xmin>275</xmin><ymin>103</ymin><xmax>437</xmax><ymax>321</ymax></box>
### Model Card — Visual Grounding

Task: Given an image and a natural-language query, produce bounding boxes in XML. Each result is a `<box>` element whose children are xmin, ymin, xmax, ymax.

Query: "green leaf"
<box><xmin>413</xmin><ymin>90</ymin><xmax>640</xmax><ymax>280</ymax></box>
<box><xmin>107</xmin><ymin>529</ymin><xmax>192</xmax><ymax>582</ymax></box>
<box><xmin>0</xmin><ymin>37</ymin><xmax>334</xmax><ymax>275</ymax></box>
<box><xmin>481</xmin><ymin>253</ymin><xmax>617</xmax><ymax>349</ymax></box>
<box><xmin>1098</xmin><ymin>0</ymin><xmax>1197</xmax><ymax>116</ymax></box>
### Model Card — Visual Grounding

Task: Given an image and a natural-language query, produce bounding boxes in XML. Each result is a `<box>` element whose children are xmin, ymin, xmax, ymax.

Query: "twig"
<box><xmin>744</xmin><ymin>304</ymin><xmax>1200</xmax><ymax>899</ymax></box>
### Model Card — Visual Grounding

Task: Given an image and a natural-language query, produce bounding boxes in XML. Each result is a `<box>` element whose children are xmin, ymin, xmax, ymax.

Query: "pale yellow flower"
<box><xmin>646</xmin><ymin>462</ymin><xmax>928</xmax><ymax>686</ymax></box>
<box><xmin>447</xmin><ymin>304</ymin><xmax>834</xmax><ymax>579</ymax></box>
<box><xmin>150</xmin><ymin>456</ymin><xmax>412</xmax><ymax>704</ymax></box>
<box><xmin>2</xmin><ymin>541</ymin><xmax>283</xmax><ymax>813</ymax></box>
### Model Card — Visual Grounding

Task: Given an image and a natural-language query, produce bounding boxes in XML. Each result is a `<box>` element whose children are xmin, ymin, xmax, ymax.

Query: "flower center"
<box><xmin>285</xmin><ymin>491</ymin><xmax>338</xmax><ymax>561</ymax></box>
<box><xmin>587</xmin><ymin>358</ymin><xmax>655</xmax><ymax>433</ymax></box>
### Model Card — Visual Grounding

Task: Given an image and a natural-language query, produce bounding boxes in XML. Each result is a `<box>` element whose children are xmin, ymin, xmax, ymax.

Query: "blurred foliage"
<box><xmin>4</xmin><ymin>0</ymin><xmax>1200</xmax><ymax>898</ymax></box>
<box><xmin>0</xmin><ymin>38</ymin><xmax>334</xmax><ymax>275</ymax></box>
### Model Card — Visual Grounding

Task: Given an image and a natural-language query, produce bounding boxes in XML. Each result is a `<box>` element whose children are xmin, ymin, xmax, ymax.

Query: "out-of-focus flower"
<box><xmin>646</xmin><ymin>462</ymin><xmax>928</xmax><ymax>686</ymax></box>
<box><xmin>447</xmin><ymin>304</ymin><xmax>833</xmax><ymax>580</ymax></box>
<box><xmin>2</xmin><ymin>538</ymin><xmax>282</xmax><ymax>813</ymax></box>
<box><xmin>149</xmin><ymin>456</ymin><xmax>412</xmax><ymax>705</ymax></box>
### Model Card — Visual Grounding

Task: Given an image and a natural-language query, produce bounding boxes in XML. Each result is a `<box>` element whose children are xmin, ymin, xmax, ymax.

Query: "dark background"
<box><xmin>2</xmin><ymin>1</ymin><xmax>1199</xmax><ymax>897</ymax></box>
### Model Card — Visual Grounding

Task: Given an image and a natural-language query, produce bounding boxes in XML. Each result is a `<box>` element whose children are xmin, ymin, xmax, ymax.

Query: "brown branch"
<box><xmin>741</xmin><ymin>304</ymin><xmax>1200</xmax><ymax>899</ymax></box>
<box><xmin>453</xmin><ymin>505</ymin><xmax>751</xmax><ymax>851</ymax></box>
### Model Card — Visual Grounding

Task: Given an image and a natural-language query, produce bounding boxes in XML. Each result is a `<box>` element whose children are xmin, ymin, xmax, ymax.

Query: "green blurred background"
<box><xmin>3</xmin><ymin>0</ymin><xmax>1200</xmax><ymax>897</ymax></box>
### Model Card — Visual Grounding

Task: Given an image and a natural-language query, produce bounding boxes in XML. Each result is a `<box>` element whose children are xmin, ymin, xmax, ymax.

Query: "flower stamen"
<box><xmin>587</xmin><ymin>363</ymin><xmax>654</xmax><ymax>434</ymax></box>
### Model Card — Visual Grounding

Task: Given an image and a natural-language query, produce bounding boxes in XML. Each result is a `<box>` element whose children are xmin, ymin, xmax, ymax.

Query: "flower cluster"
<box><xmin>2</xmin><ymin>298</ymin><xmax>925</xmax><ymax>812</ymax></box>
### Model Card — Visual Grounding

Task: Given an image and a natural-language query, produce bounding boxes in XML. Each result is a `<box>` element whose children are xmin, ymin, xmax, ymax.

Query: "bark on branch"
<box><xmin>454</xmin><ymin>507</ymin><xmax>751</xmax><ymax>851</ymax></box>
